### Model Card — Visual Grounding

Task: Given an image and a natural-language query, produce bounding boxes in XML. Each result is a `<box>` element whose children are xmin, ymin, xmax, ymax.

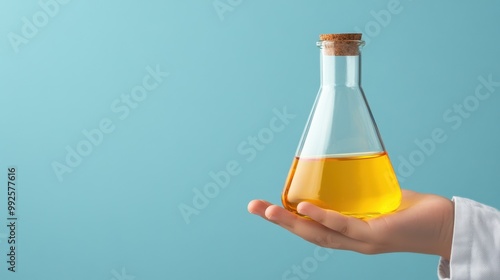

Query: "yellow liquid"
<box><xmin>281</xmin><ymin>152</ymin><xmax>401</xmax><ymax>218</ymax></box>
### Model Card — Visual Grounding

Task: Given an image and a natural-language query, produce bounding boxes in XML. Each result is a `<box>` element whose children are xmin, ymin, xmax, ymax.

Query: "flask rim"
<box><xmin>316</xmin><ymin>40</ymin><xmax>366</xmax><ymax>48</ymax></box>
<box><xmin>317</xmin><ymin>40</ymin><xmax>365</xmax><ymax>56</ymax></box>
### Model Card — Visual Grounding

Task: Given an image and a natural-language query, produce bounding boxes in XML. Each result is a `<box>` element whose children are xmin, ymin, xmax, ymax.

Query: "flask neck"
<box><xmin>320</xmin><ymin>54</ymin><xmax>361</xmax><ymax>87</ymax></box>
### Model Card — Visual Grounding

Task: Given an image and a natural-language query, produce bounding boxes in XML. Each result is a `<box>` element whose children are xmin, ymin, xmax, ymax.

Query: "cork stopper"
<box><xmin>319</xmin><ymin>33</ymin><xmax>362</xmax><ymax>56</ymax></box>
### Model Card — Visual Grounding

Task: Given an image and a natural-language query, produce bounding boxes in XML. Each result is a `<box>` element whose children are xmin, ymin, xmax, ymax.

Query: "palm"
<box><xmin>248</xmin><ymin>190</ymin><xmax>454</xmax><ymax>259</ymax></box>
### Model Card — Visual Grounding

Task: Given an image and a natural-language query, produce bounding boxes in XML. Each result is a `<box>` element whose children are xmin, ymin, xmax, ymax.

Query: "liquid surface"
<box><xmin>281</xmin><ymin>152</ymin><xmax>401</xmax><ymax>218</ymax></box>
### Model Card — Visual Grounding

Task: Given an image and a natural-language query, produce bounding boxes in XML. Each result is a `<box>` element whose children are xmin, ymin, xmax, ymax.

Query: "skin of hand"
<box><xmin>248</xmin><ymin>190</ymin><xmax>454</xmax><ymax>260</ymax></box>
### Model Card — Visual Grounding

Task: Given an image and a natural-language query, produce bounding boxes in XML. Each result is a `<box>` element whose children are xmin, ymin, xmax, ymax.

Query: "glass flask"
<box><xmin>281</xmin><ymin>33</ymin><xmax>401</xmax><ymax>218</ymax></box>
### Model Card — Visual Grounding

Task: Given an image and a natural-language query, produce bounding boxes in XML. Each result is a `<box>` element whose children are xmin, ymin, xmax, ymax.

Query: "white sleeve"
<box><xmin>438</xmin><ymin>196</ymin><xmax>500</xmax><ymax>280</ymax></box>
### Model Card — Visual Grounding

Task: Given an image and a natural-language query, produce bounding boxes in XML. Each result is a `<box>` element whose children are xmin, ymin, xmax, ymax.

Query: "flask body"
<box><xmin>281</xmin><ymin>35</ymin><xmax>401</xmax><ymax>218</ymax></box>
<box><xmin>282</xmin><ymin>152</ymin><xmax>401</xmax><ymax>218</ymax></box>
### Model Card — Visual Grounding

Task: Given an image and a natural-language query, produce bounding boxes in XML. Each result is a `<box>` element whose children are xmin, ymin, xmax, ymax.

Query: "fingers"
<box><xmin>264</xmin><ymin>204</ymin><xmax>307</xmax><ymax>229</ymax></box>
<box><xmin>248</xmin><ymin>200</ymin><xmax>374</xmax><ymax>253</ymax></box>
<box><xmin>248</xmin><ymin>200</ymin><xmax>311</xmax><ymax>228</ymax></box>
<box><xmin>247</xmin><ymin>200</ymin><xmax>273</xmax><ymax>219</ymax></box>
<box><xmin>297</xmin><ymin>202</ymin><xmax>374</xmax><ymax>242</ymax></box>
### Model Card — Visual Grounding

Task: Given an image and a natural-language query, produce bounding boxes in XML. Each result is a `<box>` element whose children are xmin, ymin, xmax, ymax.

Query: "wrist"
<box><xmin>438</xmin><ymin>199</ymin><xmax>455</xmax><ymax>260</ymax></box>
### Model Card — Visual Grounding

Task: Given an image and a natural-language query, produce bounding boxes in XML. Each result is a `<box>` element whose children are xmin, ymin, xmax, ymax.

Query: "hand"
<box><xmin>248</xmin><ymin>190</ymin><xmax>454</xmax><ymax>260</ymax></box>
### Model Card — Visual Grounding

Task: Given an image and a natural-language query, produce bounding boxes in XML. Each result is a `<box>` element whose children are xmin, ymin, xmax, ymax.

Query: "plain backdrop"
<box><xmin>0</xmin><ymin>1</ymin><xmax>499</xmax><ymax>279</ymax></box>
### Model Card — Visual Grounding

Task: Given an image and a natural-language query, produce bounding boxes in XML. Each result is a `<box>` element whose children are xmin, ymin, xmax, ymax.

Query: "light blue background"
<box><xmin>1</xmin><ymin>0</ymin><xmax>499</xmax><ymax>279</ymax></box>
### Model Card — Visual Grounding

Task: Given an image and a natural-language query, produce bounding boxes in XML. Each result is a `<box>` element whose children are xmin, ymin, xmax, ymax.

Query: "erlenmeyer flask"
<box><xmin>281</xmin><ymin>33</ymin><xmax>401</xmax><ymax>218</ymax></box>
